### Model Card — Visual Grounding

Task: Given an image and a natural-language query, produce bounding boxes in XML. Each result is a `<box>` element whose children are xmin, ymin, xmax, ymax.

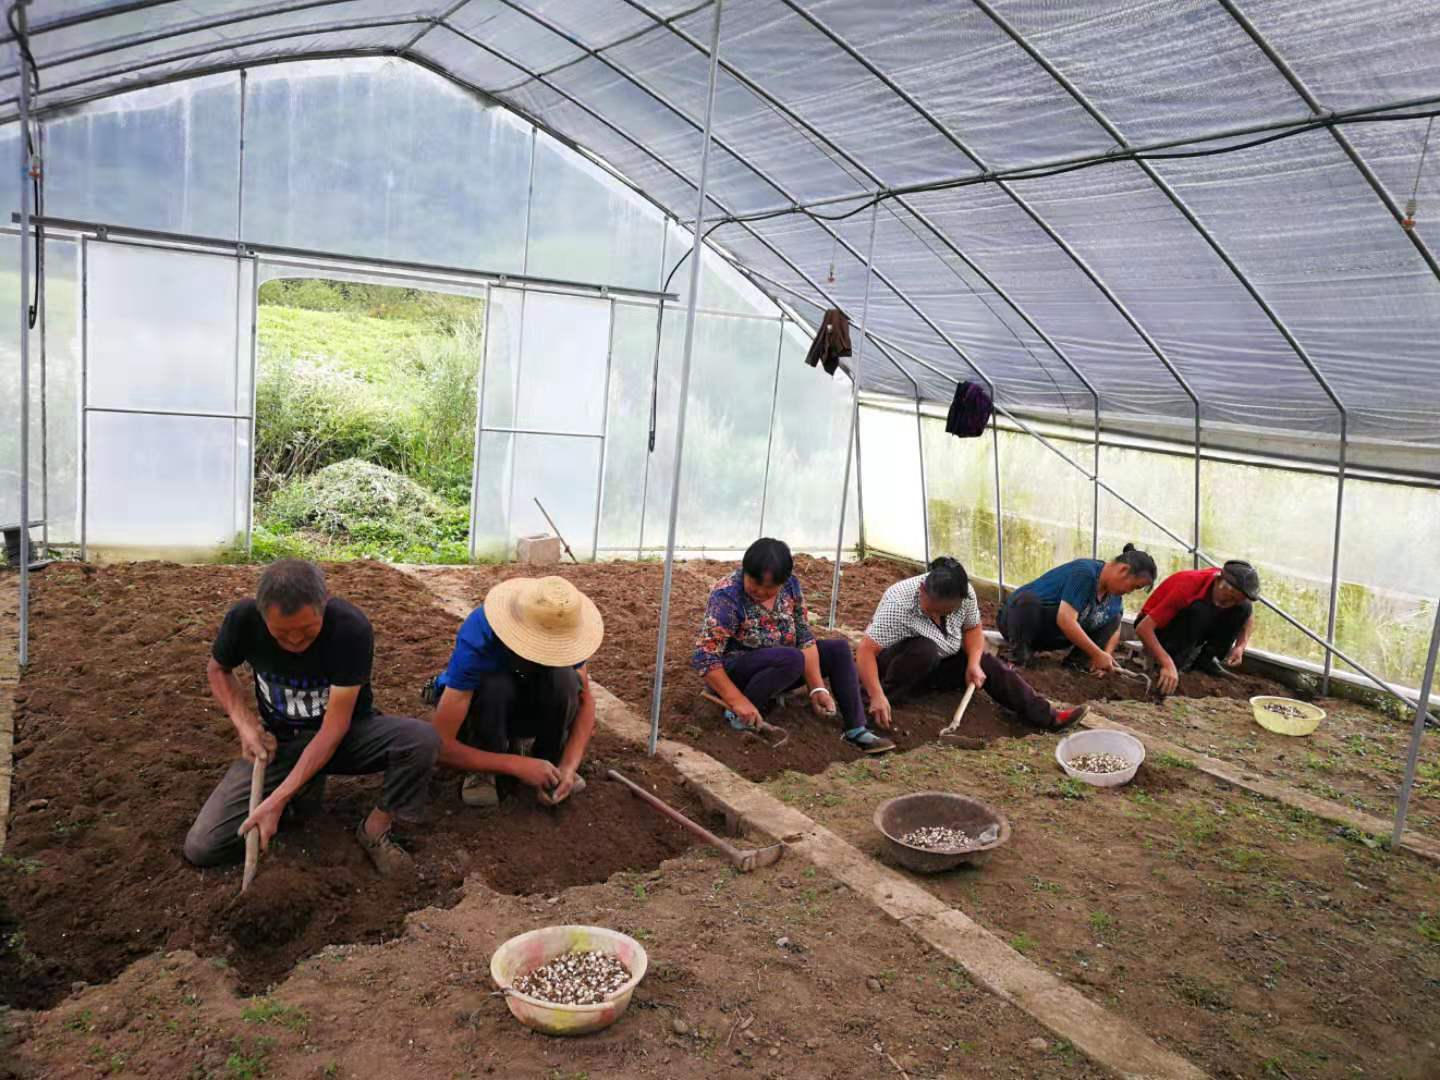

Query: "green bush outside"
<box><xmin>243</xmin><ymin>278</ymin><xmax>484</xmax><ymax>564</ymax></box>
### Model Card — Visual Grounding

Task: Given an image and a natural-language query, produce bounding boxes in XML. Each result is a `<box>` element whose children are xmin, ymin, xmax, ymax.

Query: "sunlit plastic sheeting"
<box><xmin>408</xmin><ymin>23</ymin><xmax>541</xmax><ymax>104</ymax></box>
<box><xmin>901</xmin><ymin>184</ymin><xmax>1196</xmax><ymax>424</ymax></box>
<box><xmin>1238</xmin><ymin>0</ymin><xmax>1440</xmax><ymax>113</ymax></box>
<box><xmin>1199</xmin><ymin>456</ymin><xmax>1335</xmax><ymax>666</ymax></box>
<box><xmin>44</xmin><ymin>72</ymin><xmax>242</xmax><ymax>239</ymax></box>
<box><xmin>85</xmin><ymin>412</ymin><xmax>248</xmax><ymax>550</ymax></box>
<box><xmin>480</xmin><ymin>288</ymin><xmax>523</xmax><ymax>431</ymax></box>
<box><xmin>603</xmin><ymin>12</ymin><xmax>873</xmax><ymax>211</ymax></box>
<box><xmin>471</xmin><ymin>429</ymin><xmax>511</xmax><ymax>560</ymax></box>
<box><xmin>759</xmin><ymin>320</ymin><xmax>857</xmax><ymax>551</ymax></box>
<box><xmin>1336</xmin><ymin>476</ymin><xmax>1440</xmax><ymax>686</ymax></box>
<box><xmin>797</xmin><ymin>0</ymin><xmax>1112</xmax><ymax>172</ymax></box>
<box><xmin>471</xmin><ymin>430</ymin><xmax>604</xmax><ymax>562</ymax></box>
<box><xmin>665</xmin><ymin>0</ymin><xmax>975</xmax><ymax>190</ymax></box>
<box><xmin>923</xmin><ymin>417</ymin><xmax>1094</xmax><ymax>587</ymax></box>
<box><xmin>243</xmin><ymin>59</ymin><xmax>533</xmax><ymax>273</ymax></box>
<box><xmin>519</xmin><ymin>291</ymin><xmax>612</xmax><ymax>435</ymax></box>
<box><xmin>857</xmin><ymin>402</ymin><xmax>924</xmax><ymax>561</ymax></box>
<box><xmin>1154</xmin><ymin>131</ymin><xmax>1440</xmax><ymax>446</ymax></box>
<box><xmin>0</xmin><ymin>232</ymin><xmax>39</xmax><ymax>531</ymax></box>
<box><xmin>526</xmin><ymin>132</ymin><xmax>666</xmax><ymax>293</ymax></box>
<box><xmin>995</xmin><ymin>0</ymin><xmax>1303</xmax><ymax>147</ymax></box>
<box><xmin>641</xmin><ymin>309</ymin><xmax>783</xmax><ymax>553</ymax></box>
<box><xmin>86</xmin><ymin>242</ymin><xmax>248</xmax><ymax>415</ymax></box>
<box><xmin>596</xmin><ymin>301</ymin><xmax>660</xmax><ymax>554</ymax></box>
<box><xmin>1097</xmin><ymin>442</ymin><xmax>1195</xmax><ymax>612</ymax></box>
<box><xmin>1013</xmin><ymin>162</ymin><xmax>1342</xmax><ymax>434</ymax></box>
<box><xmin>1342</xmin><ymin>118</ymin><xmax>1440</xmax><ymax>282</ymax></box>
<box><xmin>35</xmin><ymin>238</ymin><xmax>83</xmax><ymax>545</ymax></box>
<box><xmin>0</xmin><ymin>2</ymin><xmax>435</xmax><ymax>114</ymax></box>
<box><xmin>662</xmin><ymin>220</ymin><xmax>781</xmax><ymax>317</ymax></box>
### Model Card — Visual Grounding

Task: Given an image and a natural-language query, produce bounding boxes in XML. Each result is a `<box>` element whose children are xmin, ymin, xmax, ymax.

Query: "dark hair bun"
<box><xmin>1122</xmin><ymin>542</ymin><xmax>1136</xmax><ymax>554</ymax></box>
<box><xmin>928</xmin><ymin>556</ymin><xmax>961</xmax><ymax>573</ymax></box>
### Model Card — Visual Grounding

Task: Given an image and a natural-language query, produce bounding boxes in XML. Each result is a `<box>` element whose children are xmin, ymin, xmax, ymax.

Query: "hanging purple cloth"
<box><xmin>945</xmin><ymin>380</ymin><xmax>992</xmax><ymax>438</ymax></box>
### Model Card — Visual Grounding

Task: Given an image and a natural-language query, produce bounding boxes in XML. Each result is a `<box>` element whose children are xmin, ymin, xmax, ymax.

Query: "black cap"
<box><xmin>1221</xmin><ymin>560</ymin><xmax>1261</xmax><ymax>601</ymax></box>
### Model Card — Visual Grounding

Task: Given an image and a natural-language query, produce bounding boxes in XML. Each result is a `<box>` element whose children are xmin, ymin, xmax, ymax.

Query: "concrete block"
<box><xmin>517</xmin><ymin>534</ymin><xmax>562</xmax><ymax>565</ymax></box>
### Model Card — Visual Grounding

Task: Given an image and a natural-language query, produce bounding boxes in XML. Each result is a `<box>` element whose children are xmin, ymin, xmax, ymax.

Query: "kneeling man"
<box><xmin>1136</xmin><ymin>560</ymin><xmax>1259</xmax><ymax>694</ymax></box>
<box><xmin>184</xmin><ymin>559</ymin><xmax>440</xmax><ymax>875</ymax></box>
<box><xmin>428</xmin><ymin>576</ymin><xmax>604</xmax><ymax>808</ymax></box>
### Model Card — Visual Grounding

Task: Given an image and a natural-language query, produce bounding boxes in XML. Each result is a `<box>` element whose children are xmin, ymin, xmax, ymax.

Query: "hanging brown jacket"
<box><xmin>804</xmin><ymin>308</ymin><xmax>851</xmax><ymax>375</ymax></box>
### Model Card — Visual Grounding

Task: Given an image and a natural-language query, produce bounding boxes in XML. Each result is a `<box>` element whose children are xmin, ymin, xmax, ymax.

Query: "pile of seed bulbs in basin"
<box><xmin>899</xmin><ymin>824</ymin><xmax>996</xmax><ymax>851</ymax></box>
<box><xmin>1066</xmin><ymin>751</ymin><xmax>1132</xmax><ymax>774</ymax></box>
<box><xmin>513</xmin><ymin>950</ymin><xmax>632</xmax><ymax>1005</ymax></box>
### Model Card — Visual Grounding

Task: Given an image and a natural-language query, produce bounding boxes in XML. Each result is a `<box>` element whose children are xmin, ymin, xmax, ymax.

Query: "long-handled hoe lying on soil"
<box><xmin>608</xmin><ymin>769</ymin><xmax>784</xmax><ymax>873</ymax></box>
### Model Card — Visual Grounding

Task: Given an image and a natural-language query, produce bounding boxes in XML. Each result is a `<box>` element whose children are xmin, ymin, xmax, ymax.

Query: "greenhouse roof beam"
<box><xmin>473</xmin><ymin>0</ymin><xmax>1023</xmax><ymax>409</ymax></box>
<box><xmin>681</xmin><ymin>90</ymin><xmax>1440</xmax><ymax>224</ymax></box>
<box><xmin>1217</xmin><ymin>0</ymin><xmax>1440</xmax><ymax>290</ymax></box>
<box><xmin>753</xmin><ymin>0</ymin><xmax>1199</xmax><ymax>416</ymax></box>
<box><xmin>0</xmin><ymin>14</ymin><xmax>436</xmax><ymax>112</ymax></box>
<box><xmin>0</xmin><ymin>0</ymin><xmax>384</xmax><ymax>87</ymax></box>
<box><xmin>620</xmin><ymin>0</ymin><xmax>1102</xmax><ymax>412</ymax></box>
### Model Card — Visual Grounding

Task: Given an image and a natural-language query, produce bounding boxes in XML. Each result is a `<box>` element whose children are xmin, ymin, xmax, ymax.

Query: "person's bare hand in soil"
<box><xmin>512</xmin><ymin>756</ymin><xmax>562</xmax><ymax>792</ymax></box>
<box><xmin>865</xmin><ymin>690</ymin><xmax>893</xmax><ymax>730</ymax></box>
<box><xmin>809</xmin><ymin>686</ymin><xmax>837</xmax><ymax>718</ymax></box>
<box><xmin>1157</xmin><ymin>658</ymin><xmax>1180</xmax><ymax>695</ymax></box>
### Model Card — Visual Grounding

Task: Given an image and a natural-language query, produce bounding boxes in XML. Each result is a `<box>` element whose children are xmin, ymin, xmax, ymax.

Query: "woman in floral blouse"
<box><xmin>691</xmin><ymin>538</ymin><xmax>895</xmax><ymax>755</ymax></box>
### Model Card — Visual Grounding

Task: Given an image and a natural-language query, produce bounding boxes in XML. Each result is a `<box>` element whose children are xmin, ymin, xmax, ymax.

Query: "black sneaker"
<box><xmin>1010</xmin><ymin>642</ymin><xmax>1032</xmax><ymax>668</ymax></box>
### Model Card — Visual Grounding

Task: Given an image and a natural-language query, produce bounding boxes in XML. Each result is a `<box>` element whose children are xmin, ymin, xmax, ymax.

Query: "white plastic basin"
<box><xmin>1055</xmin><ymin>729</ymin><xmax>1145</xmax><ymax>788</ymax></box>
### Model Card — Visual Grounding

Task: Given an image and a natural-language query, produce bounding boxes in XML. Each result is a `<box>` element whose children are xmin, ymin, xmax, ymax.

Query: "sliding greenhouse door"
<box><xmin>471</xmin><ymin>288</ymin><xmax>613</xmax><ymax>560</ymax></box>
<box><xmin>81</xmin><ymin>240</ymin><xmax>256</xmax><ymax>556</ymax></box>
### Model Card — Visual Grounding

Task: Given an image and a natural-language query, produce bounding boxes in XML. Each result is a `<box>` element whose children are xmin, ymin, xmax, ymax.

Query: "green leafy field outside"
<box><xmin>239</xmin><ymin>278</ymin><xmax>484</xmax><ymax>565</ymax></box>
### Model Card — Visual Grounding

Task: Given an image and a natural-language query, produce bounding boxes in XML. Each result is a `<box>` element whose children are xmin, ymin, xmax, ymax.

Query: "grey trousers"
<box><xmin>183</xmin><ymin>712</ymin><xmax>440</xmax><ymax>867</ymax></box>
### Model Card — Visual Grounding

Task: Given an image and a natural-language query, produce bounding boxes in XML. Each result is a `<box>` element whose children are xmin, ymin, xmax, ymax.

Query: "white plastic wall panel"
<box><xmin>85</xmin><ymin>411</ymin><xmax>248</xmax><ymax>549</ymax></box>
<box><xmin>86</xmin><ymin>243</ymin><xmax>248</xmax><ymax>415</ymax></box>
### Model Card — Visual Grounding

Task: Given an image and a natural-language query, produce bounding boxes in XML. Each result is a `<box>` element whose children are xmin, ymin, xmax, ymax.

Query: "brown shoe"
<box><xmin>355</xmin><ymin>820</ymin><xmax>412</xmax><ymax>877</ymax></box>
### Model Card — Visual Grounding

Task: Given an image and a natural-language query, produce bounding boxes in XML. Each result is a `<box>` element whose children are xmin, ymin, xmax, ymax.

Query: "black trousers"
<box><xmin>877</xmin><ymin>638</ymin><xmax>1057</xmax><ymax>728</ymax></box>
<box><xmin>997</xmin><ymin>590</ymin><xmax>1121</xmax><ymax>662</ymax></box>
<box><xmin>1144</xmin><ymin>599</ymin><xmax>1252</xmax><ymax>670</ymax></box>
<box><xmin>459</xmin><ymin>667</ymin><xmax>581</xmax><ymax>766</ymax></box>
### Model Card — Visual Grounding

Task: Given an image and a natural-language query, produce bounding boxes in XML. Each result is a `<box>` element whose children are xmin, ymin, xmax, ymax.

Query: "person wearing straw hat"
<box><xmin>1134</xmin><ymin>560</ymin><xmax>1260</xmax><ymax>694</ymax></box>
<box><xmin>425</xmin><ymin>576</ymin><xmax>605</xmax><ymax>809</ymax></box>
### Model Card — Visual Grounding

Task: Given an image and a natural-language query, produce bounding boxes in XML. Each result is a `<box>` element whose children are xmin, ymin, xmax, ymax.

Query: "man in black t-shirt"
<box><xmin>183</xmin><ymin>559</ymin><xmax>440</xmax><ymax>875</ymax></box>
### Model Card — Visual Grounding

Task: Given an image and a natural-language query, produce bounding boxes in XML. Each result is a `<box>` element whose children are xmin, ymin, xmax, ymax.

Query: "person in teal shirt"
<box><xmin>998</xmin><ymin>544</ymin><xmax>1157</xmax><ymax>674</ymax></box>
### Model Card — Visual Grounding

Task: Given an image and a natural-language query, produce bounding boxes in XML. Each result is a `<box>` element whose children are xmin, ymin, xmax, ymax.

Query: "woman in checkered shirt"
<box><xmin>691</xmin><ymin>538</ymin><xmax>896</xmax><ymax>755</ymax></box>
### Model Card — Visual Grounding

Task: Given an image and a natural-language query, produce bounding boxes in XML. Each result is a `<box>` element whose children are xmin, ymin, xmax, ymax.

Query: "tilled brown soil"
<box><xmin>1</xmin><ymin>561</ymin><xmax>700</xmax><ymax>1009</ymax></box>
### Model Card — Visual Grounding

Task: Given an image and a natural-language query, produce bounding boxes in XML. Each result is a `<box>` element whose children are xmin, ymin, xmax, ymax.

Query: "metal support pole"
<box><xmin>756</xmin><ymin>316</ymin><xmax>785</xmax><ymax>536</ymax></box>
<box><xmin>992</xmin><ymin>410</ymin><xmax>1004</xmax><ymax>598</ymax></box>
<box><xmin>17</xmin><ymin>1</ymin><xmax>34</xmax><ymax>667</ymax></box>
<box><xmin>648</xmin><ymin>0</ymin><xmax>722</xmax><ymax>756</ymax></box>
<box><xmin>1193</xmin><ymin>412</ymin><xmax>1202</xmax><ymax>568</ymax></box>
<box><xmin>1322</xmin><ymin>421</ymin><xmax>1347</xmax><ymax>694</ymax></box>
<box><xmin>826</xmin><ymin>200</ymin><xmax>880</xmax><ymax>629</ymax></box>
<box><xmin>916</xmin><ymin>394</ymin><xmax>930</xmax><ymax>564</ymax></box>
<box><xmin>1392</xmin><ymin>599</ymin><xmax>1440</xmax><ymax>845</ymax></box>
<box><xmin>1091</xmin><ymin>401</ymin><xmax>1100</xmax><ymax>559</ymax></box>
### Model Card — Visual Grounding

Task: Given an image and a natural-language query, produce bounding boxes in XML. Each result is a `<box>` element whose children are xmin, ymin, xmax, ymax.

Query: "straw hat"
<box><xmin>484</xmin><ymin>576</ymin><xmax>604</xmax><ymax>667</ymax></box>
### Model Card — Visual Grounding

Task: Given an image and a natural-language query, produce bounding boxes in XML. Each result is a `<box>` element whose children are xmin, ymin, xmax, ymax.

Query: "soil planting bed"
<box><xmin>1</xmin><ymin>561</ymin><xmax>700</xmax><ymax>1009</ymax></box>
<box><xmin>768</xmin><ymin>737</ymin><xmax>1440</xmax><ymax>1079</ymax></box>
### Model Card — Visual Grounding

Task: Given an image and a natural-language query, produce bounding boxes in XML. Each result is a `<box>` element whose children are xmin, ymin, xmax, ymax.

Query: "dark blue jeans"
<box><xmin>722</xmin><ymin>638</ymin><xmax>864</xmax><ymax>730</ymax></box>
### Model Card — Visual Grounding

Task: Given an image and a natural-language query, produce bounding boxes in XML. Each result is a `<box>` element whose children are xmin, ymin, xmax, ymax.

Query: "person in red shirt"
<box><xmin>1135</xmin><ymin>561</ymin><xmax>1260</xmax><ymax>693</ymax></box>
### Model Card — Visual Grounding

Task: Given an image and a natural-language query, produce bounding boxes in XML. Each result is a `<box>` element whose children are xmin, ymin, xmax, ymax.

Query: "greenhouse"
<box><xmin>2</xmin><ymin>2</ymin><xmax>1439</xmax><ymax>1078</ymax></box>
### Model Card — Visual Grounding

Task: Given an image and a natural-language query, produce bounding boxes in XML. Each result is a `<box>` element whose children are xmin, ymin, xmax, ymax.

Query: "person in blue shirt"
<box><xmin>997</xmin><ymin>544</ymin><xmax>1157</xmax><ymax>674</ymax></box>
<box><xmin>425</xmin><ymin>576</ymin><xmax>604</xmax><ymax>809</ymax></box>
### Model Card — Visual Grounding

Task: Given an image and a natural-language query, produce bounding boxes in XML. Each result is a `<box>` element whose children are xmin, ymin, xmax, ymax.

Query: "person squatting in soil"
<box><xmin>425</xmin><ymin>576</ymin><xmax>605</xmax><ymax>809</ymax></box>
<box><xmin>1133</xmin><ymin>560</ymin><xmax>1261</xmax><ymax>694</ymax></box>
<box><xmin>997</xmin><ymin>545</ymin><xmax>1157</xmax><ymax>674</ymax></box>
<box><xmin>692</xmin><ymin>538</ymin><xmax>897</xmax><ymax>755</ymax></box>
<box><xmin>857</xmin><ymin>557</ymin><xmax>1090</xmax><ymax>732</ymax></box>
<box><xmin>184</xmin><ymin>559</ymin><xmax>440</xmax><ymax>876</ymax></box>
